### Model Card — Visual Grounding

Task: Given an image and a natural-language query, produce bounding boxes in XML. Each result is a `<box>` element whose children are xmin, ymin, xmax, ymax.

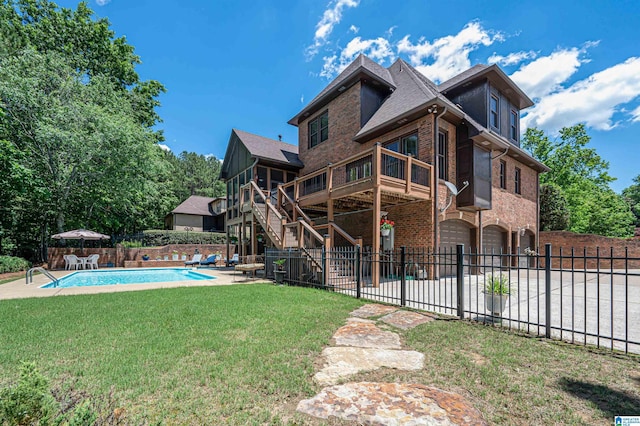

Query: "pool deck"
<box><xmin>0</xmin><ymin>267</ymin><xmax>267</xmax><ymax>300</ymax></box>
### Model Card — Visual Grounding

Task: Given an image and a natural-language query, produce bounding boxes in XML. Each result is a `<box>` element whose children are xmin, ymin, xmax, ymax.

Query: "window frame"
<box><xmin>510</xmin><ymin>110</ymin><xmax>518</xmax><ymax>141</ymax></box>
<box><xmin>437</xmin><ymin>130</ymin><xmax>448</xmax><ymax>181</ymax></box>
<box><xmin>514</xmin><ymin>167</ymin><xmax>521</xmax><ymax>195</ymax></box>
<box><xmin>499</xmin><ymin>160</ymin><xmax>506</xmax><ymax>189</ymax></box>
<box><xmin>490</xmin><ymin>94</ymin><xmax>500</xmax><ymax>130</ymax></box>
<box><xmin>308</xmin><ymin>110</ymin><xmax>329</xmax><ymax>149</ymax></box>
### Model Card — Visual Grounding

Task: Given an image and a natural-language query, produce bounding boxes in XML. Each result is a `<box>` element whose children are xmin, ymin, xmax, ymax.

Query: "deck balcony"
<box><xmin>280</xmin><ymin>144</ymin><xmax>433</xmax><ymax>212</ymax></box>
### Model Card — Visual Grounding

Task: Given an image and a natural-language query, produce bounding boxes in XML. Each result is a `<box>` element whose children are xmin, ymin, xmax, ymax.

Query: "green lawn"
<box><xmin>0</xmin><ymin>285</ymin><xmax>363</xmax><ymax>424</ymax></box>
<box><xmin>1</xmin><ymin>285</ymin><xmax>638</xmax><ymax>425</ymax></box>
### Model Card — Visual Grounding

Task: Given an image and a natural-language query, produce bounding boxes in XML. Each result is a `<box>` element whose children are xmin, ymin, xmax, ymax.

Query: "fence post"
<box><xmin>356</xmin><ymin>245</ymin><xmax>361</xmax><ymax>299</ymax></box>
<box><xmin>456</xmin><ymin>244</ymin><xmax>464</xmax><ymax>319</ymax></box>
<box><xmin>400</xmin><ymin>246</ymin><xmax>406</xmax><ymax>306</ymax></box>
<box><xmin>322</xmin><ymin>244</ymin><xmax>327</xmax><ymax>289</ymax></box>
<box><xmin>545</xmin><ymin>243</ymin><xmax>552</xmax><ymax>339</ymax></box>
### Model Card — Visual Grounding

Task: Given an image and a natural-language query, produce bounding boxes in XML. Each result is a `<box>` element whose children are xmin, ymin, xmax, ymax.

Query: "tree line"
<box><xmin>0</xmin><ymin>0</ymin><xmax>223</xmax><ymax>262</ymax></box>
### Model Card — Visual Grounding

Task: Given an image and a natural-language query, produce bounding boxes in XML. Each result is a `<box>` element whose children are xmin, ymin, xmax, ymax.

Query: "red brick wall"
<box><xmin>48</xmin><ymin>244</ymin><xmax>234</xmax><ymax>269</ymax></box>
<box><xmin>298</xmin><ymin>82</ymin><xmax>363</xmax><ymax>174</ymax></box>
<box><xmin>539</xmin><ymin>231</ymin><xmax>640</xmax><ymax>268</ymax></box>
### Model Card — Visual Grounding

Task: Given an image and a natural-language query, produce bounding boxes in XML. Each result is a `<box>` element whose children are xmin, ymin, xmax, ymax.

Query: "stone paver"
<box><xmin>350</xmin><ymin>303</ymin><xmax>399</xmax><ymax>318</ymax></box>
<box><xmin>314</xmin><ymin>347</ymin><xmax>424</xmax><ymax>385</ymax></box>
<box><xmin>379</xmin><ymin>310</ymin><xmax>435</xmax><ymax>330</ymax></box>
<box><xmin>297</xmin><ymin>382</ymin><xmax>487</xmax><ymax>425</ymax></box>
<box><xmin>333</xmin><ymin>321</ymin><xmax>401</xmax><ymax>349</ymax></box>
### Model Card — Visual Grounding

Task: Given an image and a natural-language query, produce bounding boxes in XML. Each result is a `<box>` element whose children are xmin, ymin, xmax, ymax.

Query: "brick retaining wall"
<box><xmin>539</xmin><ymin>231</ymin><xmax>640</xmax><ymax>269</ymax></box>
<box><xmin>48</xmin><ymin>244</ymin><xmax>233</xmax><ymax>269</ymax></box>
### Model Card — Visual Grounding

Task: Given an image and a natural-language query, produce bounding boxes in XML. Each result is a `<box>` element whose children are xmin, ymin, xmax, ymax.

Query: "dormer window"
<box><xmin>308</xmin><ymin>111</ymin><xmax>329</xmax><ymax>149</ymax></box>
<box><xmin>490</xmin><ymin>95</ymin><xmax>499</xmax><ymax>129</ymax></box>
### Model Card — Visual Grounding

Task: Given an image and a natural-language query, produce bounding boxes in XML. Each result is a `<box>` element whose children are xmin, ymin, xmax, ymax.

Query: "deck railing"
<box><xmin>287</xmin><ymin>144</ymin><xmax>433</xmax><ymax>204</ymax></box>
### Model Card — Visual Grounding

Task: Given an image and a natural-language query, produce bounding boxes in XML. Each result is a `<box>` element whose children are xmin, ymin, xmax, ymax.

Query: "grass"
<box><xmin>0</xmin><ymin>284</ymin><xmax>363</xmax><ymax>424</ymax></box>
<box><xmin>1</xmin><ymin>286</ymin><xmax>638</xmax><ymax>425</ymax></box>
<box><xmin>357</xmin><ymin>318</ymin><xmax>640</xmax><ymax>425</ymax></box>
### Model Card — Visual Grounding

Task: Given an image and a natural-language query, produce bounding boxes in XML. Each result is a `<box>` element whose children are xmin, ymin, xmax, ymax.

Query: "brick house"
<box><xmin>221</xmin><ymin>54</ymin><xmax>547</xmax><ymax>283</ymax></box>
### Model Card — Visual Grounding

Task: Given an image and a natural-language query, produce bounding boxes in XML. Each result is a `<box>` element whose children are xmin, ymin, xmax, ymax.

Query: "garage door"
<box><xmin>483</xmin><ymin>225</ymin><xmax>506</xmax><ymax>268</ymax></box>
<box><xmin>439</xmin><ymin>220</ymin><xmax>472</xmax><ymax>276</ymax></box>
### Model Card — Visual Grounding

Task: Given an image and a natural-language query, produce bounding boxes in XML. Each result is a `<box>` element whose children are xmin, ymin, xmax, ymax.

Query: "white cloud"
<box><xmin>396</xmin><ymin>21</ymin><xmax>503</xmax><ymax>83</ymax></box>
<box><xmin>349</xmin><ymin>25</ymin><xmax>359</xmax><ymax>34</ymax></box>
<box><xmin>158</xmin><ymin>143</ymin><xmax>171</xmax><ymax>152</ymax></box>
<box><xmin>306</xmin><ymin>0</ymin><xmax>360</xmax><ymax>59</ymax></box>
<box><xmin>509</xmin><ymin>45</ymin><xmax>597</xmax><ymax>99</ymax></box>
<box><xmin>95</xmin><ymin>0</ymin><xmax>111</xmax><ymax>5</ymax></box>
<box><xmin>320</xmin><ymin>36</ymin><xmax>394</xmax><ymax>78</ymax></box>
<box><xmin>488</xmin><ymin>50</ymin><xmax>537</xmax><ymax>66</ymax></box>
<box><xmin>631</xmin><ymin>105</ymin><xmax>640</xmax><ymax>122</ymax></box>
<box><xmin>521</xmin><ymin>57</ymin><xmax>640</xmax><ymax>132</ymax></box>
<box><xmin>300</xmin><ymin>94</ymin><xmax>304</xmax><ymax>103</ymax></box>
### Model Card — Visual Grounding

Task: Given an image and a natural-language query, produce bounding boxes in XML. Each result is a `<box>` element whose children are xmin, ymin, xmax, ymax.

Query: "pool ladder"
<box><xmin>26</xmin><ymin>267</ymin><xmax>59</xmax><ymax>287</ymax></box>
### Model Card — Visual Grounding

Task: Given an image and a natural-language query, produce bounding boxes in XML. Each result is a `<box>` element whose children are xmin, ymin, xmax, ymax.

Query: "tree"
<box><xmin>523</xmin><ymin>124</ymin><xmax>634</xmax><ymax>238</ymax></box>
<box><xmin>622</xmin><ymin>175</ymin><xmax>640</xmax><ymax>227</ymax></box>
<box><xmin>539</xmin><ymin>184</ymin><xmax>569</xmax><ymax>231</ymax></box>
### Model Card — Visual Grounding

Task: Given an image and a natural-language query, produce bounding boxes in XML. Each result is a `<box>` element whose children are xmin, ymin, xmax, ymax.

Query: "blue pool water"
<box><xmin>41</xmin><ymin>268</ymin><xmax>215</xmax><ymax>288</ymax></box>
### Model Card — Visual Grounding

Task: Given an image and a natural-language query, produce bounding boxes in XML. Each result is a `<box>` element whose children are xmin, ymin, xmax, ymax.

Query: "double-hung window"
<box><xmin>510</xmin><ymin>110</ymin><xmax>518</xmax><ymax>141</ymax></box>
<box><xmin>499</xmin><ymin>160</ymin><xmax>506</xmax><ymax>189</ymax></box>
<box><xmin>308</xmin><ymin>111</ymin><xmax>328</xmax><ymax>148</ymax></box>
<box><xmin>437</xmin><ymin>131</ymin><xmax>448</xmax><ymax>180</ymax></box>
<box><xmin>490</xmin><ymin>95</ymin><xmax>499</xmax><ymax>129</ymax></box>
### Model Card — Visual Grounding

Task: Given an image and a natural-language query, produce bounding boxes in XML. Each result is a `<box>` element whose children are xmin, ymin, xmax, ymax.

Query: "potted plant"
<box><xmin>273</xmin><ymin>258</ymin><xmax>287</xmax><ymax>284</ymax></box>
<box><xmin>181</xmin><ymin>252</ymin><xmax>187</xmax><ymax>261</ymax></box>
<box><xmin>380</xmin><ymin>218</ymin><xmax>395</xmax><ymax>237</ymax></box>
<box><xmin>156</xmin><ymin>255</ymin><xmax>162</xmax><ymax>261</ymax></box>
<box><xmin>172</xmin><ymin>250</ymin><xmax>179</xmax><ymax>261</ymax></box>
<box><xmin>229</xmin><ymin>235</ymin><xmax>238</xmax><ymax>244</ymax></box>
<box><xmin>257</xmin><ymin>234</ymin><xmax>264</xmax><ymax>243</ymax></box>
<box><xmin>141</xmin><ymin>254</ymin><xmax>149</xmax><ymax>261</ymax></box>
<box><xmin>483</xmin><ymin>273</ymin><xmax>513</xmax><ymax>321</ymax></box>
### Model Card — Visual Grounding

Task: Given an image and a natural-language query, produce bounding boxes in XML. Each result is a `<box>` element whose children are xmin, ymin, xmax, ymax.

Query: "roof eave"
<box><xmin>476</xmin><ymin>130</ymin><xmax>550</xmax><ymax>172</ymax></box>
<box><xmin>289</xmin><ymin>68</ymin><xmax>395</xmax><ymax>126</ymax></box>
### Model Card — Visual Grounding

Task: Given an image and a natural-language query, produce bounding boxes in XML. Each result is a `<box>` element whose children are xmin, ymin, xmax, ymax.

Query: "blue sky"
<box><xmin>57</xmin><ymin>0</ymin><xmax>639</xmax><ymax>192</ymax></box>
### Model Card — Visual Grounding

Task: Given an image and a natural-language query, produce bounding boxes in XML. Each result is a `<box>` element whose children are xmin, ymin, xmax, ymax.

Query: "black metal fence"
<box><xmin>266</xmin><ymin>244</ymin><xmax>640</xmax><ymax>354</ymax></box>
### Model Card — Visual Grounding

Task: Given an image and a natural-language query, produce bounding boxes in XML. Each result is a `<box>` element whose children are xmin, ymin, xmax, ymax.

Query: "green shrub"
<box><xmin>0</xmin><ymin>256</ymin><xmax>31</xmax><ymax>274</ymax></box>
<box><xmin>484</xmin><ymin>273</ymin><xmax>513</xmax><ymax>295</ymax></box>
<box><xmin>120</xmin><ymin>240</ymin><xmax>143</xmax><ymax>248</ymax></box>
<box><xmin>142</xmin><ymin>230</ymin><xmax>226</xmax><ymax>246</ymax></box>
<box><xmin>0</xmin><ymin>362</ymin><xmax>57</xmax><ymax>425</ymax></box>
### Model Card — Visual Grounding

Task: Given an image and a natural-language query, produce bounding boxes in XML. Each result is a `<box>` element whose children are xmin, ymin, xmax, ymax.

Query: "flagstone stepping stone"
<box><xmin>379</xmin><ymin>310</ymin><xmax>435</xmax><ymax>330</ymax></box>
<box><xmin>314</xmin><ymin>347</ymin><xmax>424</xmax><ymax>385</ymax></box>
<box><xmin>297</xmin><ymin>382</ymin><xmax>487</xmax><ymax>425</ymax></box>
<box><xmin>350</xmin><ymin>304</ymin><xmax>399</xmax><ymax>318</ymax></box>
<box><xmin>333</xmin><ymin>321</ymin><xmax>401</xmax><ymax>349</ymax></box>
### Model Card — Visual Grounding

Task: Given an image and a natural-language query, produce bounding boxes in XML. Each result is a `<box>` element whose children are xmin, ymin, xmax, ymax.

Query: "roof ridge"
<box><xmin>397</xmin><ymin>59</ymin><xmax>439</xmax><ymax>100</ymax></box>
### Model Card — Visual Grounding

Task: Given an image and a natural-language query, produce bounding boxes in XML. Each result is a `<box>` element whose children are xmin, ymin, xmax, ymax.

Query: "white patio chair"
<box><xmin>66</xmin><ymin>254</ymin><xmax>83</xmax><ymax>270</ymax></box>
<box><xmin>85</xmin><ymin>254</ymin><xmax>100</xmax><ymax>270</ymax></box>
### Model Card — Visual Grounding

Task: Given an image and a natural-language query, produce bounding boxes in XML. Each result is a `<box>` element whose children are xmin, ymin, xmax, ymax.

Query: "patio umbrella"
<box><xmin>51</xmin><ymin>229</ymin><xmax>110</xmax><ymax>250</ymax></box>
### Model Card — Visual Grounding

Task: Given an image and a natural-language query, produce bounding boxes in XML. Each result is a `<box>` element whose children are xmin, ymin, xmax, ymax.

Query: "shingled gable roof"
<box><xmin>171</xmin><ymin>195</ymin><xmax>217</xmax><ymax>216</ymax></box>
<box><xmin>288</xmin><ymin>54</ymin><xmax>395</xmax><ymax>126</ymax></box>
<box><xmin>233</xmin><ymin>129</ymin><xmax>303</xmax><ymax>168</ymax></box>
<box><xmin>355</xmin><ymin>58</ymin><xmax>444</xmax><ymax>139</ymax></box>
<box><xmin>438</xmin><ymin>63</ymin><xmax>534</xmax><ymax>109</ymax></box>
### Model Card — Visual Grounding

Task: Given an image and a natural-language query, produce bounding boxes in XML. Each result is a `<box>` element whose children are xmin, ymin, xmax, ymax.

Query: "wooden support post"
<box><xmin>372</xmin><ymin>187</ymin><xmax>381</xmax><ymax>288</ymax></box>
<box><xmin>251</xmin><ymin>219</ymin><xmax>256</xmax><ymax>256</ymax></box>
<box><xmin>405</xmin><ymin>155</ymin><xmax>412</xmax><ymax>194</ymax></box>
<box><xmin>324</xmin><ymin>234</ymin><xmax>331</xmax><ymax>285</ymax></box>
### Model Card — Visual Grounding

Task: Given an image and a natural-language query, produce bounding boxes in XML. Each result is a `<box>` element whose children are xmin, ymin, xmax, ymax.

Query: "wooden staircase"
<box><xmin>241</xmin><ymin>181</ymin><xmax>361</xmax><ymax>287</ymax></box>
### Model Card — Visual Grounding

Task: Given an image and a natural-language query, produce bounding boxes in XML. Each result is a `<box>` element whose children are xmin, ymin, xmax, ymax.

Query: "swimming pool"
<box><xmin>41</xmin><ymin>268</ymin><xmax>215</xmax><ymax>288</ymax></box>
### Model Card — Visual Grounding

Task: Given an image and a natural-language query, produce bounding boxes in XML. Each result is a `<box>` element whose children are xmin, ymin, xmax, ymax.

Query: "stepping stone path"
<box><xmin>298</xmin><ymin>304</ymin><xmax>487</xmax><ymax>425</ymax></box>
<box><xmin>297</xmin><ymin>382</ymin><xmax>487</xmax><ymax>425</ymax></box>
